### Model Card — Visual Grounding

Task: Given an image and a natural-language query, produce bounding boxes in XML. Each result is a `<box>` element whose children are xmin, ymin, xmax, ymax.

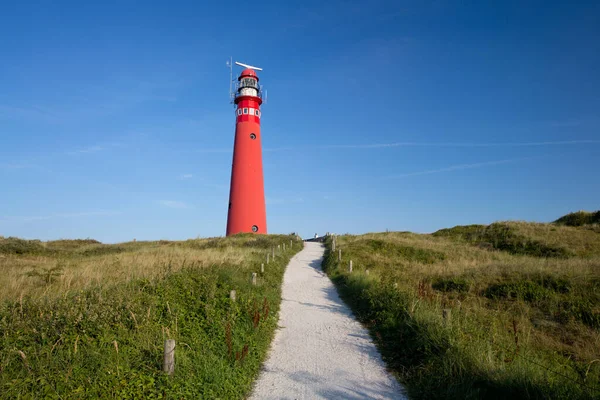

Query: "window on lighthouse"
<box><xmin>241</xmin><ymin>78</ymin><xmax>258</xmax><ymax>89</ymax></box>
<box><xmin>243</xmin><ymin>108</ymin><xmax>248</xmax><ymax>114</ymax></box>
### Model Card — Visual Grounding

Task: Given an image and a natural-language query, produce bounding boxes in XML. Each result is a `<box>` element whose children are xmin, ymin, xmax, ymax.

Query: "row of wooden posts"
<box><xmin>162</xmin><ymin>236</ymin><xmax>452</xmax><ymax>375</ymax></box>
<box><xmin>334</xmin><ymin>234</ymin><xmax>453</xmax><ymax>327</ymax></box>
<box><xmin>332</xmin><ymin>235</ymin><xmax>368</xmax><ymax>275</ymax></box>
<box><xmin>162</xmin><ymin>238</ymin><xmax>299</xmax><ymax>375</ymax></box>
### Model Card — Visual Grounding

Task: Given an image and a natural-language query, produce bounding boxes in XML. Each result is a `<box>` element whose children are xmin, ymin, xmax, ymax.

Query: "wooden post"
<box><xmin>290</xmin><ymin>240</ymin><xmax>293</xmax><ymax>249</ymax></box>
<box><xmin>230</xmin><ymin>290</ymin><xmax>236</xmax><ymax>301</ymax></box>
<box><xmin>349</xmin><ymin>260</ymin><xmax>353</xmax><ymax>273</ymax></box>
<box><xmin>442</xmin><ymin>309</ymin><xmax>451</xmax><ymax>324</ymax></box>
<box><xmin>338</xmin><ymin>249</ymin><xmax>342</xmax><ymax>262</ymax></box>
<box><xmin>267</xmin><ymin>253</ymin><xmax>270</xmax><ymax>264</ymax></box>
<box><xmin>365</xmin><ymin>269</ymin><xmax>370</xmax><ymax>276</ymax></box>
<box><xmin>163</xmin><ymin>339</ymin><xmax>175</xmax><ymax>375</ymax></box>
<box><xmin>283</xmin><ymin>243</ymin><xmax>286</xmax><ymax>251</ymax></box>
<box><xmin>272</xmin><ymin>247</ymin><xmax>275</xmax><ymax>259</ymax></box>
<box><xmin>278</xmin><ymin>244</ymin><xmax>281</xmax><ymax>251</ymax></box>
<box><xmin>252</xmin><ymin>272</ymin><xmax>257</xmax><ymax>285</ymax></box>
<box><xmin>332</xmin><ymin>240</ymin><xmax>336</xmax><ymax>251</ymax></box>
<box><xmin>261</xmin><ymin>263</ymin><xmax>264</xmax><ymax>273</ymax></box>
<box><xmin>394</xmin><ymin>282</ymin><xmax>398</xmax><ymax>288</ymax></box>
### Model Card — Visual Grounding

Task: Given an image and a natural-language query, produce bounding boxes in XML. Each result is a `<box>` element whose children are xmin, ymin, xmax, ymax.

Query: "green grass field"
<box><xmin>3</xmin><ymin>210</ymin><xmax>598</xmax><ymax>399</ymax></box>
<box><xmin>323</xmin><ymin>211</ymin><xmax>600</xmax><ymax>399</ymax></box>
<box><xmin>0</xmin><ymin>234</ymin><xmax>302</xmax><ymax>399</ymax></box>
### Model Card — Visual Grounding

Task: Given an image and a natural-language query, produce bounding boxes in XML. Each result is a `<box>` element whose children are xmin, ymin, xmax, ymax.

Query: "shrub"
<box><xmin>0</xmin><ymin>237</ymin><xmax>48</xmax><ymax>255</ymax></box>
<box><xmin>45</xmin><ymin>239</ymin><xmax>101</xmax><ymax>251</ymax></box>
<box><xmin>432</xmin><ymin>224</ymin><xmax>487</xmax><ymax>241</ymax></box>
<box><xmin>556</xmin><ymin>299</ymin><xmax>600</xmax><ymax>329</ymax></box>
<box><xmin>483</xmin><ymin>281</ymin><xmax>549</xmax><ymax>302</ymax></box>
<box><xmin>533</xmin><ymin>274</ymin><xmax>571</xmax><ymax>294</ymax></box>
<box><xmin>433</xmin><ymin>223</ymin><xmax>572</xmax><ymax>258</ymax></box>
<box><xmin>432</xmin><ymin>277</ymin><xmax>470</xmax><ymax>293</ymax></box>
<box><xmin>555</xmin><ymin>211</ymin><xmax>600</xmax><ymax>227</ymax></box>
<box><xmin>75</xmin><ymin>244</ymin><xmax>129</xmax><ymax>256</ymax></box>
<box><xmin>357</xmin><ymin>239</ymin><xmax>445</xmax><ymax>264</ymax></box>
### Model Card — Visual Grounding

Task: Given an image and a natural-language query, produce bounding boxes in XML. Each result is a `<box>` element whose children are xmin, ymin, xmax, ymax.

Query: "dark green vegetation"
<box><xmin>555</xmin><ymin>211</ymin><xmax>600</xmax><ymax>234</ymax></box>
<box><xmin>432</xmin><ymin>223</ymin><xmax>573</xmax><ymax>258</ymax></box>
<box><xmin>0</xmin><ymin>234</ymin><xmax>301</xmax><ymax>399</ymax></box>
<box><xmin>324</xmin><ymin>212</ymin><xmax>600</xmax><ymax>399</ymax></box>
<box><xmin>555</xmin><ymin>211</ymin><xmax>600</xmax><ymax>227</ymax></box>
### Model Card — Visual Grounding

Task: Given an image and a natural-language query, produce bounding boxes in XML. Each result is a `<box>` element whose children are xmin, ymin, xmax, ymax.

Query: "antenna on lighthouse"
<box><xmin>226</xmin><ymin>57</ymin><xmax>235</xmax><ymax>103</ymax></box>
<box><xmin>234</xmin><ymin>61</ymin><xmax>263</xmax><ymax>71</ymax></box>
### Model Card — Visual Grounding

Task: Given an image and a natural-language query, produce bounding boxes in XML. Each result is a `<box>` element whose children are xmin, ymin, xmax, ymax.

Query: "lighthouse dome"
<box><xmin>239</xmin><ymin>68</ymin><xmax>258</xmax><ymax>80</ymax></box>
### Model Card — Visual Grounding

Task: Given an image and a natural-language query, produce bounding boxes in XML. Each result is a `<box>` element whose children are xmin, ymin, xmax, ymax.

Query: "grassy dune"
<box><xmin>324</xmin><ymin>215</ymin><xmax>600</xmax><ymax>399</ymax></box>
<box><xmin>555</xmin><ymin>211</ymin><xmax>600</xmax><ymax>228</ymax></box>
<box><xmin>0</xmin><ymin>234</ymin><xmax>302</xmax><ymax>399</ymax></box>
<box><xmin>0</xmin><ymin>236</ymin><xmax>284</xmax><ymax>302</ymax></box>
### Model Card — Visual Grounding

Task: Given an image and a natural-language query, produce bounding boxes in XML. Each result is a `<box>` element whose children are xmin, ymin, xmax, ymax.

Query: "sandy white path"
<box><xmin>250</xmin><ymin>242</ymin><xmax>407</xmax><ymax>400</ymax></box>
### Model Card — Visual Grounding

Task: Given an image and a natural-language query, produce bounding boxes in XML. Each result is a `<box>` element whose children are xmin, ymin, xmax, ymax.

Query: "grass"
<box><xmin>0</xmin><ymin>234</ymin><xmax>302</xmax><ymax>399</ymax></box>
<box><xmin>324</xmin><ymin>213</ymin><xmax>600</xmax><ymax>399</ymax></box>
<box><xmin>0</xmin><ymin>236</ymin><xmax>285</xmax><ymax>303</ymax></box>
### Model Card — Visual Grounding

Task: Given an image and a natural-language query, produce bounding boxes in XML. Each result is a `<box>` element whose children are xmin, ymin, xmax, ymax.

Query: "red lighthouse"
<box><xmin>226</xmin><ymin>62</ymin><xmax>267</xmax><ymax>236</ymax></box>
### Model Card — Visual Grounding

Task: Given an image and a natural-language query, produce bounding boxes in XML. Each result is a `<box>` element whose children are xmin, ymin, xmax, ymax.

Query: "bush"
<box><xmin>45</xmin><ymin>239</ymin><xmax>101</xmax><ymax>251</ymax></box>
<box><xmin>432</xmin><ymin>277</ymin><xmax>470</xmax><ymax>293</ymax></box>
<box><xmin>356</xmin><ymin>239</ymin><xmax>445</xmax><ymax>264</ymax></box>
<box><xmin>75</xmin><ymin>244</ymin><xmax>129</xmax><ymax>256</ymax></box>
<box><xmin>533</xmin><ymin>274</ymin><xmax>571</xmax><ymax>294</ymax></box>
<box><xmin>433</xmin><ymin>223</ymin><xmax>572</xmax><ymax>258</ymax></box>
<box><xmin>555</xmin><ymin>211</ymin><xmax>600</xmax><ymax>227</ymax></box>
<box><xmin>0</xmin><ymin>237</ymin><xmax>48</xmax><ymax>255</ymax></box>
<box><xmin>556</xmin><ymin>299</ymin><xmax>600</xmax><ymax>329</ymax></box>
<box><xmin>483</xmin><ymin>281</ymin><xmax>549</xmax><ymax>303</ymax></box>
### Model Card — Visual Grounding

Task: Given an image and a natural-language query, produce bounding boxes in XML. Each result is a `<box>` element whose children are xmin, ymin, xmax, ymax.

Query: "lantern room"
<box><xmin>236</xmin><ymin>69</ymin><xmax>261</xmax><ymax>100</ymax></box>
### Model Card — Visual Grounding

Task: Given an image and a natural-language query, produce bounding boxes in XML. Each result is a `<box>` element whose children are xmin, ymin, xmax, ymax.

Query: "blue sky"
<box><xmin>1</xmin><ymin>0</ymin><xmax>599</xmax><ymax>242</ymax></box>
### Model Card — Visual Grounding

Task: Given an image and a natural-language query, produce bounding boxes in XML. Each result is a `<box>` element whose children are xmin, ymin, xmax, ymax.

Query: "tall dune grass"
<box><xmin>0</xmin><ymin>234</ymin><xmax>302</xmax><ymax>398</ymax></box>
<box><xmin>324</xmin><ymin>221</ymin><xmax>600</xmax><ymax>399</ymax></box>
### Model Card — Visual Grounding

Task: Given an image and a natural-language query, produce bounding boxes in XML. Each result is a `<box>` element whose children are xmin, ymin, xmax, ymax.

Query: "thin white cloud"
<box><xmin>55</xmin><ymin>211</ymin><xmax>121</xmax><ymax>218</ymax></box>
<box><xmin>67</xmin><ymin>145</ymin><xmax>104</xmax><ymax>155</ymax></box>
<box><xmin>192</xmin><ymin>139</ymin><xmax>600</xmax><ymax>154</ymax></box>
<box><xmin>264</xmin><ymin>146</ymin><xmax>296</xmax><ymax>152</ymax></box>
<box><xmin>204</xmin><ymin>183</ymin><xmax>228</xmax><ymax>190</ymax></box>
<box><xmin>266</xmin><ymin>197</ymin><xmax>284</xmax><ymax>205</ymax></box>
<box><xmin>383</xmin><ymin>157</ymin><xmax>532</xmax><ymax>179</ymax></box>
<box><xmin>0</xmin><ymin>105</ymin><xmax>53</xmax><ymax>120</ymax></box>
<box><xmin>314</xmin><ymin>140</ymin><xmax>600</xmax><ymax>150</ymax></box>
<box><xmin>0</xmin><ymin>210</ymin><xmax>121</xmax><ymax>223</ymax></box>
<box><xmin>178</xmin><ymin>174</ymin><xmax>193</xmax><ymax>180</ymax></box>
<box><xmin>0</xmin><ymin>79</ymin><xmax>182</xmax><ymax>124</ymax></box>
<box><xmin>194</xmin><ymin>148</ymin><xmax>232</xmax><ymax>154</ymax></box>
<box><xmin>0</xmin><ymin>163</ymin><xmax>37</xmax><ymax>169</ymax></box>
<box><xmin>266</xmin><ymin>197</ymin><xmax>304</xmax><ymax>205</ymax></box>
<box><xmin>158</xmin><ymin>200</ymin><xmax>191</xmax><ymax>209</ymax></box>
<box><xmin>66</xmin><ymin>141</ymin><xmax>126</xmax><ymax>156</ymax></box>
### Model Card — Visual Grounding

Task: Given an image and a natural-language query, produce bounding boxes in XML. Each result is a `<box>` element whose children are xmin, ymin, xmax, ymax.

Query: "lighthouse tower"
<box><xmin>226</xmin><ymin>64</ymin><xmax>267</xmax><ymax>236</ymax></box>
